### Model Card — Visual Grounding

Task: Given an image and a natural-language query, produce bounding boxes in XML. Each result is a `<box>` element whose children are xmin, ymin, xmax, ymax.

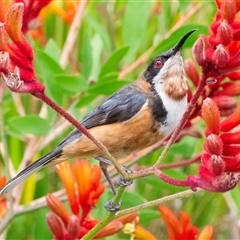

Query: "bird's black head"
<box><xmin>143</xmin><ymin>30</ymin><xmax>196</xmax><ymax>83</ymax></box>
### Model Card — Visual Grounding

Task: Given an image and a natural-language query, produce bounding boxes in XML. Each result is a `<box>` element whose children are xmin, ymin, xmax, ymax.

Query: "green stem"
<box><xmin>81</xmin><ymin>186</ymin><xmax>125</xmax><ymax>240</ymax></box>
<box><xmin>116</xmin><ymin>189</ymin><xmax>198</xmax><ymax>218</ymax></box>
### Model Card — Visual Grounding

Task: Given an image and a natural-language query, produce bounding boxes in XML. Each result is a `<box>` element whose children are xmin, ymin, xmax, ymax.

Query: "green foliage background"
<box><xmin>1</xmin><ymin>1</ymin><xmax>240</xmax><ymax>239</ymax></box>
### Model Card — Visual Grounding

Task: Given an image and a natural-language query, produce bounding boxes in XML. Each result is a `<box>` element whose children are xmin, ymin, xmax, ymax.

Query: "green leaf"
<box><xmin>55</xmin><ymin>74</ymin><xmax>88</xmax><ymax>93</ymax></box>
<box><xmin>44</xmin><ymin>38</ymin><xmax>61</xmax><ymax>62</ymax></box>
<box><xmin>99</xmin><ymin>72</ymin><xmax>119</xmax><ymax>82</ymax></box>
<box><xmin>75</xmin><ymin>94</ymin><xmax>97</xmax><ymax>108</ymax></box>
<box><xmin>88</xmin><ymin>80</ymin><xmax>130</xmax><ymax>95</ymax></box>
<box><xmin>99</xmin><ymin>46</ymin><xmax>129</xmax><ymax>78</ymax></box>
<box><xmin>150</xmin><ymin>24</ymin><xmax>208</xmax><ymax>58</ymax></box>
<box><xmin>7</xmin><ymin>115</ymin><xmax>51</xmax><ymax>136</ymax></box>
<box><xmin>139</xmin><ymin>209</ymin><xmax>161</xmax><ymax>226</ymax></box>
<box><xmin>78</xmin><ymin>24</ymin><xmax>92</xmax><ymax>79</ymax></box>
<box><xmin>121</xmin><ymin>191</ymin><xmax>147</xmax><ymax>209</ymax></box>
<box><xmin>85</xmin><ymin>15</ymin><xmax>112</xmax><ymax>53</ymax></box>
<box><xmin>122</xmin><ymin>1</ymin><xmax>151</xmax><ymax>61</ymax></box>
<box><xmin>35</xmin><ymin>49</ymin><xmax>64</xmax><ymax>104</ymax></box>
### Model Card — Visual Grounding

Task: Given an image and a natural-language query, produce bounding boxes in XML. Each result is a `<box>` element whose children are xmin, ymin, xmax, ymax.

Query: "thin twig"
<box><xmin>60</xmin><ymin>0</ymin><xmax>88</xmax><ymax>68</ymax></box>
<box><xmin>116</xmin><ymin>189</ymin><xmax>198</xmax><ymax>217</ymax></box>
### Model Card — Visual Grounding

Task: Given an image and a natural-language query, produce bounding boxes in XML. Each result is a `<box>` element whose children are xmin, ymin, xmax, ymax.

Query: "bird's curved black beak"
<box><xmin>166</xmin><ymin>29</ymin><xmax>196</xmax><ymax>57</ymax></box>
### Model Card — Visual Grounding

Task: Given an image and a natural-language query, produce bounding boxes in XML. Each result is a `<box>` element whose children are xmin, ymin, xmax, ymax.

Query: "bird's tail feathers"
<box><xmin>0</xmin><ymin>147</ymin><xmax>63</xmax><ymax>195</ymax></box>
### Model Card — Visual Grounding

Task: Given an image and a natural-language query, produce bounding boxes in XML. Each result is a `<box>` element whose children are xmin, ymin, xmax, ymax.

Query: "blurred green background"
<box><xmin>1</xmin><ymin>0</ymin><xmax>239</xmax><ymax>239</ymax></box>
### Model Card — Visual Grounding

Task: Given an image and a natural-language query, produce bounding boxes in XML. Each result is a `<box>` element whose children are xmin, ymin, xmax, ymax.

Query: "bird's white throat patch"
<box><xmin>152</xmin><ymin>52</ymin><xmax>188</xmax><ymax>136</ymax></box>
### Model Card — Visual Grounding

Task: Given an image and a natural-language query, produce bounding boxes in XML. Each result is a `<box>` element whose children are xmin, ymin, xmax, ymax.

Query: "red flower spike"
<box><xmin>184</xmin><ymin>59</ymin><xmax>200</xmax><ymax>87</ymax></box>
<box><xmin>227</xmin><ymin>71</ymin><xmax>240</xmax><ymax>80</ymax></box>
<box><xmin>198</xmin><ymin>165</ymin><xmax>214</xmax><ymax>184</ymax></box>
<box><xmin>56</xmin><ymin>162</ymin><xmax>79</xmax><ymax>215</ymax></box>
<box><xmin>192</xmin><ymin>37</ymin><xmax>207</xmax><ymax>66</ymax></box>
<box><xmin>67</xmin><ymin>215</ymin><xmax>80</xmax><ymax>240</ymax></box>
<box><xmin>198</xmin><ymin>226</ymin><xmax>214</xmax><ymax>240</ymax></box>
<box><xmin>220</xmin><ymin>0</ymin><xmax>236</xmax><ymax>23</ymax></box>
<box><xmin>5</xmin><ymin>3</ymin><xmax>34</xmax><ymax>60</ymax></box>
<box><xmin>221</xmin><ymin>101</ymin><xmax>240</xmax><ymax>131</ymax></box>
<box><xmin>0</xmin><ymin>0</ymin><xmax>11</xmax><ymax>22</ymax></box>
<box><xmin>222</xmin><ymin>144</ymin><xmax>240</xmax><ymax>156</ymax></box>
<box><xmin>212</xmin><ymin>173</ymin><xmax>238</xmax><ymax>191</ymax></box>
<box><xmin>202</xmin><ymin>98</ymin><xmax>221</xmax><ymax>136</ymax></box>
<box><xmin>204</xmin><ymin>134</ymin><xmax>223</xmax><ymax>155</ymax></box>
<box><xmin>46</xmin><ymin>194</ymin><xmax>70</xmax><ymax>228</ymax></box>
<box><xmin>217</xmin><ymin>20</ymin><xmax>233</xmax><ymax>46</ymax></box>
<box><xmin>217</xmin><ymin>82</ymin><xmax>240</xmax><ymax>96</ymax></box>
<box><xmin>213</xmin><ymin>44</ymin><xmax>230</xmax><ymax>68</ymax></box>
<box><xmin>223</xmin><ymin>155</ymin><xmax>240</xmax><ymax>172</ymax></box>
<box><xmin>209</xmin><ymin>155</ymin><xmax>226</xmax><ymax>176</ymax></box>
<box><xmin>46</xmin><ymin>213</ymin><xmax>64</xmax><ymax>240</ymax></box>
<box><xmin>212</xmin><ymin>95</ymin><xmax>236</xmax><ymax>109</ymax></box>
<box><xmin>221</xmin><ymin>130</ymin><xmax>240</xmax><ymax>144</ymax></box>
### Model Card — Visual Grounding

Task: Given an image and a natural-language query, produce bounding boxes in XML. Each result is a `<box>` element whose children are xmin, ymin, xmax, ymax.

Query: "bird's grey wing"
<box><xmin>58</xmin><ymin>84</ymin><xmax>147</xmax><ymax>147</ymax></box>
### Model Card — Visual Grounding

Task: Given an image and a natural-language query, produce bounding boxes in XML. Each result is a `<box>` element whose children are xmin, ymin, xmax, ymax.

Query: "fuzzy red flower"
<box><xmin>188</xmin><ymin>98</ymin><xmax>240</xmax><ymax>192</ymax></box>
<box><xmin>0</xmin><ymin>0</ymin><xmax>47</xmax><ymax>94</ymax></box>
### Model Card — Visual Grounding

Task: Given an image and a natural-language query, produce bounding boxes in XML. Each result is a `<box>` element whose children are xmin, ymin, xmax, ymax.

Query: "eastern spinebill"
<box><xmin>0</xmin><ymin>30</ymin><xmax>195</xmax><ymax>195</ymax></box>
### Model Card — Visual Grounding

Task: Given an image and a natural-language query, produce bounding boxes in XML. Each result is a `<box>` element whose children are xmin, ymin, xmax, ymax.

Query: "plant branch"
<box><xmin>81</xmin><ymin>186</ymin><xmax>125</xmax><ymax>240</ymax></box>
<box><xmin>116</xmin><ymin>189</ymin><xmax>197</xmax><ymax>218</ymax></box>
<box><xmin>60</xmin><ymin>0</ymin><xmax>88</xmax><ymax>68</ymax></box>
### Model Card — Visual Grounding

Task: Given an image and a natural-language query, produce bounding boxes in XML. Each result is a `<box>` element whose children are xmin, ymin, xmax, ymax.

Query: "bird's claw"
<box><xmin>104</xmin><ymin>199</ymin><xmax>122</xmax><ymax>212</ymax></box>
<box><xmin>117</xmin><ymin>176</ymin><xmax>133</xmax><ymax>187</ymax></box>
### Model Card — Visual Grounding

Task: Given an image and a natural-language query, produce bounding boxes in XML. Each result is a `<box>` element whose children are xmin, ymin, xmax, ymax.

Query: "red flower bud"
<box><xmin>212</xmin><ymin>95</ymin><xmax>237</xmax><ymax>109</ymax></box>
<box><xmin>216</xmin><ymin>82</ymin><xmax>240</xmax><ymax>96</ymax></box>
<box><xmin>217</xmin><ymin>20</ymin><xmax>233</xmax><ymax>46</ymax></box>
<box><xmin>220</xmin><ymin>0</ymin><xmax>237</xmax><ymax>23</ymax></box>
<box><xmin>46</xmin><ymin>213</ymin><xmax>64</xmax><ymax>240</ymax></box>
<box><xmin>202</xmin><ymin>98</ymin><xmax>221</xmax><ymax>136</ymax></box>
<box><xmin>209</xmin><ymin>155</ymin><xmax>226</xmax><ymax>176</ymax></box>
<box><xmin>221</xmin><ymin>101</ymin><xmax>240</xmax><ymax>131</ymax></box>
<box><xmin>67</xmin><ymin>215</ymin><xmax>80</xmax><ymax>240</ymax></box>
<box><xmin>192</xmin><ymin>37</ymin><xmax>207</xmax><ymax>66</ymax></box>
<box><xmin>204</xmin><ymin>134</ymin><xmax>223</xmax><ymax>155</ymax></box>
<box><xmin>213</xmin><ymin>45</ymin><xmax>230</xmax><ymax>68</ymax></box>
<box><xmin>224</xmin><ymin>154</ymin><xmax>240</xmax><ymax>171</ymax></box>
<box><xmin>221</xmin><ymin>130</ymin><xmax>240</xmax><ymax>144</ymax></box>
<box><xmin>223</xmin><ymin>144</ymin><xmax>240</xmax><ymax>156</ymax></box>
<box><xmin>184</xmin><ymin>59</ymin><xmax>200</xmax><ymax>87</ymax></box>
<box><xmin>212</xmin><ymin>173</ymin><xmax>238</xmax><ymax>191</ymax></box>
<box><xmin>46</xmin><ymin>194</ymin><xmax>70</xmax><ymax>228</ymax></box>
<box><xmin>227</xmin><ymin>71</ymin><xmax>240</xmax><ymax>80</ymax></box>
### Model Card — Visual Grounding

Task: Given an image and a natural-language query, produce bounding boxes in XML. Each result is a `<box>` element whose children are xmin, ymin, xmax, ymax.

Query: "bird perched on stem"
<box><xmin>0</xmin><ymin>30</ymin><xmax>195</xmax><ymax>210</ymax></box>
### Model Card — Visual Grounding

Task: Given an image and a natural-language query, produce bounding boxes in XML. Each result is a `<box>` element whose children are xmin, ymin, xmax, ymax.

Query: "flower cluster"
<box><xmin>187</xmin><ymin>98</ymin><xmax>240</xmax><ymax>192</ymax></box>
<box><xmin>124</xmin><ymin>206</ymin><xmax>214</xmax><ymax>240</ymax></box>
<box><xmin>46</xmin><ymin>160</ymin><xmax>137</xmax><ymax>239</ymax></box>
<box><xmin>0</xmin><ymin>0</ymin><xmax>48</xmax><ymax>93</ymax></box>
<box><xmin>185</xmin><ymin>0</ymin><xmax>240</xmax><ymax>122</ymax></box>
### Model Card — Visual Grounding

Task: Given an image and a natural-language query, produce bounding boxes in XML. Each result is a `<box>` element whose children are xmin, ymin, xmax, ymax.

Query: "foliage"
<box><xmin>0</xmin><ymin>0</ymin><xmax>239</xmax><ymax>239</ymax></box>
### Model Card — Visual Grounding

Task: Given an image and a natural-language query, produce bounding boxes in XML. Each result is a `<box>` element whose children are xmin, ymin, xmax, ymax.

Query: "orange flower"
<box><xmin>0</xmin><ymin>168</ymin><xmax>7</xmax><ymax>219</ymax></box>
<box><xmin>159</xmin><ymin>206</ymin><xmax>214</xmax><ymax>240</ymax></box>
<box><xmin>47</xmin><ymin>160</ymin><xmax>136</xmax><ymax>239</ymax></box>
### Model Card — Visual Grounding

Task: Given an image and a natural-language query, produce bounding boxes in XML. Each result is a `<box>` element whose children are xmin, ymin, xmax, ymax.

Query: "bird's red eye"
<box><xmin>155</xmin><ymin>60</ymin><xmax>162</xmax><ymax>68</ymax></box>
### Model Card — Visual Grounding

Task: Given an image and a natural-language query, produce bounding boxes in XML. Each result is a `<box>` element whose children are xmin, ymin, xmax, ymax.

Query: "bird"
<box><xmin>0</xmin><ymin>30</ymin><xmax>195</xmax><ymax>198</ymax></box>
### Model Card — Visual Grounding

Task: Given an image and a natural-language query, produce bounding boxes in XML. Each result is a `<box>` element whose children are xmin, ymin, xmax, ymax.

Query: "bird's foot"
<box><xmin>104</xmin><ymin>199</ymin><xmax>122</xmax><ymax>212</ymax></box>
